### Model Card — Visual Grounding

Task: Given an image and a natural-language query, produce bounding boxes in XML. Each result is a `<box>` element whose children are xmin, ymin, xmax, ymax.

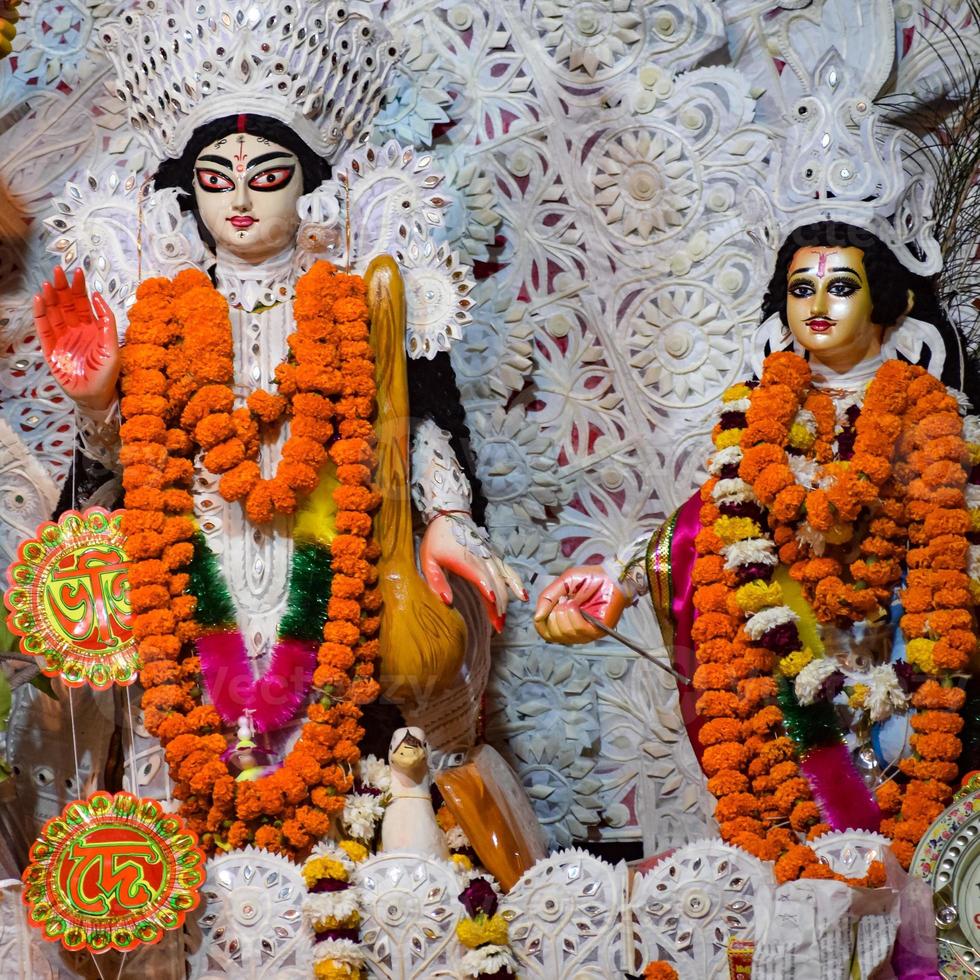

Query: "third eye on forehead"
<box><xmin>197</xmin><ymin>150</ymin><xmax>296</xmax><ymax>172</ymax></box>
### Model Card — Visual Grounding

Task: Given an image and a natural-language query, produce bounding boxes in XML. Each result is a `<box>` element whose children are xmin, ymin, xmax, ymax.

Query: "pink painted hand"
<box><xmin>34</xmin><ymin>267</ymin><xmax>119</xmax><ymax>411</ymax></box>
<box><xmin>420</xmin><ymin>513</ymin><xmax>526</xmax><ymax>633</ymax></box>
<box><xmin>533</xmin><ymin>565</ymin><xmax>629</xmax><ymax>645</ymax></box>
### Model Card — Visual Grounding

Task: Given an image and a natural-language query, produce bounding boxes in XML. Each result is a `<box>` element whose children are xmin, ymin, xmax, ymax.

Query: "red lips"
<box><xmin>229</xmin><ymin>216</ymin><xmax>257</xmax><ymax>229</ymax></box>
<box><xmin>806</xmin><ymin>318</ymin><xmax>834</xmax><ymax>333</ymax></box>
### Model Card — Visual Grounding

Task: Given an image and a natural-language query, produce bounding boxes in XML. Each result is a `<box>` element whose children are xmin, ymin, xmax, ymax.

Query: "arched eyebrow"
<box><xmin>247</xmin><ymin>151</ymin><xmax>296</xmax><ymax>171</ymax></box>
<box><xmin>197</xmin><ymin>154</ymin><xmax>233</xmax><ymax>169</ymax></box>
<box><xmin>789</xmin><ymin>266</ymin><xmax>862</xmax><ymax>278</ymax></box>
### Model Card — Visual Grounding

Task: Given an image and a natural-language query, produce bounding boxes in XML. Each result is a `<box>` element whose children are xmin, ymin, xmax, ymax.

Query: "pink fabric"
<box><xmin>800</xmin><ymin>742</ymin><xmax>882</xmax><ymax>832</ymax></box>
<box><xmin>669</xmin><ymin>491</ymin><xmax>705</xmax><ymax>762</ymax></box>
<box><xmin>197</xmin><ymin>631</ymin><xmax>318</xmax><ymax>733</ymax></box>
<box><xmin>892</xmin><ymin>872</ymin><xmax>941</xmax><ymax>978</ymax></box>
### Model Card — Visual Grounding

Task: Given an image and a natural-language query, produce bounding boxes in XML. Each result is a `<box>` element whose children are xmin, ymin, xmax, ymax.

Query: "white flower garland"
<box><xmin>744</xmin><ymin>604</ymin><xmax>797</xmax><ymax>640</ymax></box>
<box><xmin>341</xmin><ymin>791</ymin><xmax>387</xmax><ymax>842</ymax></box>
<box><xmin>358</xmin><ymin>754</ymin><xmax>392</xmax><ymax>794</ymax></box>
<box><xmin>445</xmin><ymin>824</ymin><xmax>471</xmax><ymax>851</ymax></box>
<box><xmin>795</xmin><ymin>521</ymin><xmax>828</xmax><ymax>556</ymax></box>
<box><xmin>722</xmin><ymin>396</ymin><xmax>751</xmax><ymax>414</ymax></box>
<box><xmin>721</xmin><ymin>538</ymin><xmax>777</xmax><ymax>570</ymax></box>
<box><xmin>791</xmin><ymin>407</ymin><xmax>817</xmax><ymax>435</ymax></box>
<box><xmin>712</xmin><ymin>477</ymin><xmax>756</xmax><ymax>505</ymax></box>
<box><xmin>460</xmin><ymin>944</ymin><xmax>519</xmax><ymax>978</ymax></box>
<box><xmin>303</xmin><ymin>888</ymin><xmax>362</xmax><ymax>928</ymax></box>
<box><xmin>707</xmin><ymin>444</ymin><xmax>742</xmax><ymax>474</ymax></box>
<box><xmin>866</xmin><ymin>664</ymin><xmax>910</xmax><ymax>722</ymax></box>
<box><xmin>312</xmin><ymin>938</ymin><xmax>364</xmax><ymax>968</ymax></box>
<box><xmin>794</xmin><ymin>658</ymin><xmax>840</xmax><ymax>705</ymax></box>
<box><xmin>786</xmin><ymin>453</ymin><xmax>819</xmax><ymax>490</ymax></box>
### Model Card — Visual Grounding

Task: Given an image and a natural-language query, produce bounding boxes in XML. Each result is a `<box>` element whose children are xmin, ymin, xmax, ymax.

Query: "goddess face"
<box><xmin>785</xmin><ymin>245</ymin><xmax>881</xmax><ymax>369</ymax></box>
<box><xmin>192</xmin><ymin>131</ymin><xmax>304</xmax><ymax>263</ymax></box>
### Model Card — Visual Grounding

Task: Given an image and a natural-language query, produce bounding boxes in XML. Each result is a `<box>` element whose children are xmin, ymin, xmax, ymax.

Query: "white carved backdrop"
<box><xmin>0</xmin><ymin>0</ymin><xmax>976</xmax><ymax>857</ymax></box>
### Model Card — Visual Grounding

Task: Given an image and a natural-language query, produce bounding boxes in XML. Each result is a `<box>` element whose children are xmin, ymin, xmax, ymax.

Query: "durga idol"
<box><xmin>29</xmin><ymin>0</ymin><xmax>526</xmax><ymax>861</ymax></box>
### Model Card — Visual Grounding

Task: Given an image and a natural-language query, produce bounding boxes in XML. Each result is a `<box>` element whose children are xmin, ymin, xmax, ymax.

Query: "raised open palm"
<box><xmin>34</xmin><ymin>267</ymin><xmax>119</xmax><ymax>410</ymax></box>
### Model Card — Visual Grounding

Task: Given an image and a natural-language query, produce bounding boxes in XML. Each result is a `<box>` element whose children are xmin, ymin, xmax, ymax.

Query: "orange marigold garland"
<box><xmin>121</xmin><ymin>262</ymin><xmax>381</xmax><ymax>860</ymax></box>
<box><xmin>693</xmin><ymin>352</ymin><xmax>977</xmax><ymax>879</ymax></box>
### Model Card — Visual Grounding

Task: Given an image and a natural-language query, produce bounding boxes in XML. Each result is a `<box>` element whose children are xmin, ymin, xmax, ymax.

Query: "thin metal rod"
<box><xmin>581</xmin><ymin>612</ymin><xmax>691</xmax><ymax>684</ymax></box>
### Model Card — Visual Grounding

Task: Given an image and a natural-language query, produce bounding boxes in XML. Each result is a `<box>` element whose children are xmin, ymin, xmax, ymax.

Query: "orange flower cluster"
<box><xmin>773</xmin><ymin>846</ymin><xmax>887</xmax><ymax>889</ymax></box>
<box><xmin>643</xmin><ymin>963</ymin><xmax>679</xmax><ymax>980</ymax></box>
<box><xmin>694</xmin><ymin>351</ymin><xmax>976</xmax><ymax>878</ymax></box>
<box><xmin>120</xmin><ymin>262</ymin><xmax>381</xmax><ymax>860</ymax></box>
<box><xmin>881</xmin><ymin>372</ymin><xmax>976</xmax><ymax>865</ymax></box>
<box><xmin>745</xmin><ymin>354</ymin><xmax>912</xmax><ymax>625</ymax></box>
<box><xmin>166</xmin><ymin>262</ymin><xmax>366</xmax><ymax>524</ymax></box>
<box><xmin>694</xmin><ymin>365</ymin><xmax>826</xmax><ymax>879</ymax></box>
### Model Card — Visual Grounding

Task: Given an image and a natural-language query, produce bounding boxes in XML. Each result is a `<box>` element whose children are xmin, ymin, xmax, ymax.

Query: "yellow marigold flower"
<box><xmin>735</xmin><ymin>580</ymin><xmax>783</xmax><ymax>613</ymax></box>
<box><xmin>714</xmin><ymin>516</ymin><xmax>761</xmax><ymax>545</ymax></box>
<box><xmin>970</xmin><ymin>580</ymin><xmax>980</xmax><ymax>604</ymax></box>
<box><xmin>848</xmin><ymin>684</ymin><xmax>868</xmax><ymax>709</ymax></box>
<box><xmin>906</xmin><ymin>638</ymin><xmax>937</xmax><ymax>674</ymax></box>
<box><xmin>722</xmin><ymin>384</ymin><xmax>751</xmax><ymax>403</ymax></box>
<box><xmin>303</xmin><ymin>856</ymin><xmax>348</xmax><ymax>887</ymax></box>
<box><xmin>339</xmin><ymin>840</ymin><xmax>369</xmax><ymax>863</ymax></box>
<box><xmin>456</xmin><ymin>913</ymin><xmax>510</xmax><ymax>949</ymax></box>
<box><xmin>314</xmin><ymin>962</ymin><xmax>363</xmax><ymax>980</ymax></box>
<box><xmin>713</xmin><ymin>428</ymin><xmax>743</xmax><ymax>451</ymax></box>
<box><xmin>824</xmin><ymin>523</ymin><xmax>854</xmax><ymax>546</ymax></box>
<box><xmin>968</xmin><ymin>443</ymin><xmax>980</xmax><ymax>466</ymax></box>
<box><xmin>778</xmin><ymin>648</ymin><xmax>813</xmax><ymax>678</ymax></box>
<box><xmin>787</xmin><ymin>422</ymin><xmax>816</xmax><ymax>450</ymax></box>
<box><xmin>451</xmin><ymin>853</ymin><xmax>474</xmax><ymax>871</ymax></box>
<box><xmin>970</xmin><ymin>508</ymin><xmax>980</xmax><ymax>534</ymax></box>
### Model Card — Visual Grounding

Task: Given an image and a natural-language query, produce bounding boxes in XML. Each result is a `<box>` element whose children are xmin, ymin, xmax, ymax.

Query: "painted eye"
<box><xmin>195</xmin><ymin>169</ymin><xmax>234</xmax><ymax>191</ymax></box>
<box><xmin>248</xmin><ymin>166</ymin><xmax>294</xmax><ymax>191</ymax></box>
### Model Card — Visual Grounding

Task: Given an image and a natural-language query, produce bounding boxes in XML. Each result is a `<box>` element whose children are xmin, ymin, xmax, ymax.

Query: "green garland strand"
<box><xmin>186</xmin><ymin>531</ymin><xmax>333</xmax><ymax>640</ymax></box>
<box><xmin>187</xmin><ymin>532</ymin><xmax>236</xmax><ymax>628</ymax></box>
<box><xmin>278</xmin><ymin>539</ymin><xmax>333</xmax><ymax>642</ymax></box>
<box><xmin>776</xmin><ymin>674</ymin><xmax>844</xmax><ymax>755</ymax></box>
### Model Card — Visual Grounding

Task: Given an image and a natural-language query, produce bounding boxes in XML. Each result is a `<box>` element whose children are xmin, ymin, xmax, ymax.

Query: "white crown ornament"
<box><xmin>752</xmin><ymin>50</ymin><xmax>942</xmax><ymax>277</ymax></box>
<box><xmin>98</xmin><ymin>0</ymin><xmax>398</xmax><ymax>165</ymax></box>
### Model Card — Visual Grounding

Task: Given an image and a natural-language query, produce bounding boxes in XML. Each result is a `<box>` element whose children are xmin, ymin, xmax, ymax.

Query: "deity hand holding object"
<box><xmin>533</xmin><ymin>564</ymin><xmax>629</xmax><ymax>645</ymax></box>
<box><xmin>537</xmin><ymin>212</ymin><xmax>980</xmax><ymax>877</ymax></box>
<box><xmin>33</xmin><ymin>267</ymin><xmax>118</xmax><ymax>412</ymax></box>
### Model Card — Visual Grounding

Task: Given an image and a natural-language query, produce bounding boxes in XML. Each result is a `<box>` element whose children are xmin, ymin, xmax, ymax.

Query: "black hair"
<box><xmin>761</xmin><ymin>221</ymin><xmax>980</xmax><ymax>405</ymax></box>
<box><xmin>762</xmin><ymin>222</ymin><xmax>913</xmax><ymax>329</ymax></box>
<box><xmin>408</xmin><ymin>352</ymin><xmax>488</xmax><ymax>527</ymax></box>
<box><xmin>154</xmin><ymin>113</ymin><xmax>332</xmax><ymax>253</ymax></box>
<box><xmin>153</xmin><ymin>113</ymin><xmax>489</xmax><ymax>525</ymax></box>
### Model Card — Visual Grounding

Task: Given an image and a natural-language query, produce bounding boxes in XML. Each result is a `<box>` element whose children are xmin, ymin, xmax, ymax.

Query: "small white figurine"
<box><xmin>381</xmin><ymin>726</ymin><xmax>450</xmax><ymax>860</ymax></box>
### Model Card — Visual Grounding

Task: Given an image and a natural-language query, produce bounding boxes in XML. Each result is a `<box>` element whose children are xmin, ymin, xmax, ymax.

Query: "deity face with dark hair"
<box><xmin>192</xmin><ymin>131</ymin><xmax>305</xmax><ymax>263</ymax></box>
<box><xmin>785</xmin><ymin>244</ymin><xmax>880</xmax><ymax>369</ymax></box>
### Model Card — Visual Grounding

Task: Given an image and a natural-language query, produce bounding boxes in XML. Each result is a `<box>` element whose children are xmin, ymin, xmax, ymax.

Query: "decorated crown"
<box><xmin>98</xmin><ymin>0</ymin><xmax>397</xmax><ymax>164</ymax></box>
<box><xmin>759</xmin><ymin>50</ymin><xmax>941</xmax><ymax>276</ymax></box>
